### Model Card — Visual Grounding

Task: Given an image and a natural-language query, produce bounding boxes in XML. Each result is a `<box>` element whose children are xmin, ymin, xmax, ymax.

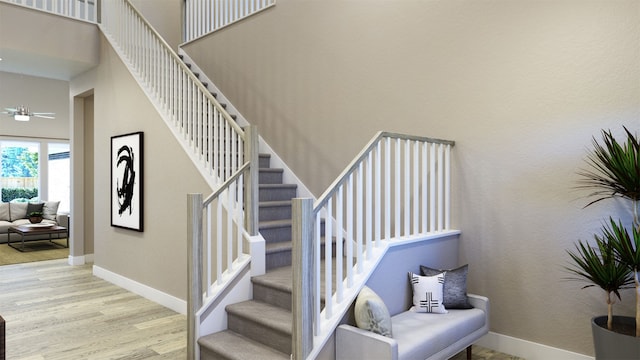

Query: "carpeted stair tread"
<box><xmin>259</xmin><ymin>183</ymin><xmax>297</xmax><ymax>189</ymax></box>
<box><xmin>226</xmin><ymin>300</ymin><xmax>292</xmax><ymax>334</ymax></box>
<box><xmin>259</xmin><ymin>219</ymin><xmax>292</xmax><ymax>230</ymax></box>
<box><xmin>260</xmin><ymin>167</ymin><xmax>284</xmax><ymax>173</ymax></box>
<box><xmin>252</xmin><ymin>265</ymin><xmax>293</xmax><ymax>293</ymax></box>
<box><xmin>198</xmin><ymin>330</ymin><xmax>289</xmax><ymax>360</ymax></box>
<box><xmin>260</xmin><ymin>200</ymin><xmax>292</xmax><ymax>207</ymax></box>
<box><xmin>265</xmin><ymin>241</ymin><xmax>293</xmax><ymax>254</ymax></box>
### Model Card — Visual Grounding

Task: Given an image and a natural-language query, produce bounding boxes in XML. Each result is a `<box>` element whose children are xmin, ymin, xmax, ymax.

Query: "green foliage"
<box><xmin>577</xmin><ymin>126</ymin><xmax>640</xmax><ymax>231</ymax></box>
<box><xmin>1</xmin><ymin>188</ymin><xmax>38</xmax><ymax>202</ymax></box>
<box><xmin>577</xmin><ymin>126</ymin><xmax>639</xmax><ymax>205</ymax></box>
<box><xmin>565</xmin><ymin>234</ymin><xmax>633</xmax><ymax>301</ymax></box>
<box><xmin>1</xmin><ymin>146</ymin><xmax>39</xmax><ymax>177</ymax></box>
<box><xmin>606</xmin><ymin>217</ymin><xmax>640</xmax><ymax>273</ymax></box>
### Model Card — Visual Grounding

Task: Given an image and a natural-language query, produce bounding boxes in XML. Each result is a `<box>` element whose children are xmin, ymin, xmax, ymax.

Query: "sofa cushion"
<box><xmin>0</xmin><ymin>204</ymin><xmax>9</xmax><ymax>222</ymax></box>
<box><xmin>421</xmin><ymin>264</ymin><xmax>473</xmax><ymax>309</ymax></box>
<box><xmin>42</xmin><ymin>201</ymin><xmax>60</xmax><ymax>221</ymax></box>
<box><xmin>9</xmin><ymin>203</ymin><xmax>28</xmax><ymax>221</ymax></box>
<box><xmin>409</xmin><ymin>272</ymin><xmax>447</xmax><ymax>314</ymax></box>
<box><xmin>0</xmin><ymin>221</ymin><xmax>12</xmax><ymax>234</ymax></box>
<box><xmin>392</xmin><ymin>308</ymin><xmax>486</xmax><ymax>359</ymax></box>
<box><xmin>355</xmin><ymin>286</ymin><xmax>393</xmax><ymax>337</ymax></box>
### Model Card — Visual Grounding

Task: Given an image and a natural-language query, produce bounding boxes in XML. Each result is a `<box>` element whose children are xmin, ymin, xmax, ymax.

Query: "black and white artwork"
<box><xmin>111</xmin><ymin>132</ymin><xmax>144</xmax><ymax>232</ymax></box>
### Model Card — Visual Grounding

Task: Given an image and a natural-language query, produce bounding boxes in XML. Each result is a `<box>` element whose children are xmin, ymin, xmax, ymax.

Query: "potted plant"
<box><xmin>569</xmin><ymin>126</ymin><xmax>640</xmax><ymax>358</ymax></box>
<box><xmin>28</xmin><ymin>211</ymin><xmax>43</xmax><ymax>224</ymax></box>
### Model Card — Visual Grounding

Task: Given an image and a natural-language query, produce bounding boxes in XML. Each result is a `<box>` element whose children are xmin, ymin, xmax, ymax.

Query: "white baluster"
<box><xmin>437</xmin><ymin>144</ymin><xmax>444</xmax><ymax>231</ymax></box>
<box><xmin>429</xmin><ymin>143</ymin><xmax>436</xmax><ymax>232</ymax></box>
<box><xmin>335</xmin><ymin>187</ymin><xmax>343</xmax><ymax>301</ymax></box>
<box><xmin>325</xmin><ymin>200</ymin><xmax>332</xmax><ymax>318</ymax></box>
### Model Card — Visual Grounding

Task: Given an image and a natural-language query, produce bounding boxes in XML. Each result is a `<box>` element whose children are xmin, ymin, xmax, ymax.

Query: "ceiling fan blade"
<box><xmin>34</xmin><ymin>115</ymin><xmax>56</xmax><ymax>119</ymax></box>
<box><xmin>33</xmin><ymin>112</ymin><xmax>55</xmax><ymax>115</ymax></box>
<box><xmin>5</xmin><ymin>108</ymin><xmax>17</xmax><ymax>112</ymax></box>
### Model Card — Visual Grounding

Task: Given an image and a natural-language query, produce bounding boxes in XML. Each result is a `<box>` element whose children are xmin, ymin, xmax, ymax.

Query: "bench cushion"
<box><xmin>393</xmin><ymin>308</ymin><xmax>486</xmax><ymax>359</ymax></box>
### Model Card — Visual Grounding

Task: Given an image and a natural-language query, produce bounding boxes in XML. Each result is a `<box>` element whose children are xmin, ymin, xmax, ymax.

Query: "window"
<box><xmin>1</xmin><ymin>141</ymin><xmax>40</xmax><ymax>202</ymax></box>
<box><xmin>0</xmin><ymin>140</ymin><xmax>70</xmax><ymax>213</ymax></box>
<box><xmin>48</xmin><ymin>143</ymin><xmax>70</xmax><ymax>213</ymax></box>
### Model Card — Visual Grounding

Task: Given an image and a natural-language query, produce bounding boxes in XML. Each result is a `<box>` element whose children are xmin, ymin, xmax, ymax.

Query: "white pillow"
<box><xmin>354</xmin><ymin>286</ymin><xmax>393</xmax><ymax>337</ymax></box>
<box><xmin>42</xmin><ymin>201</ymin><xmax>60</xmax><ymax>221</ymax></box>
<box><xmin>409</xmin><ymin>272</ymin><xmax>448</xmax><ymax>314</ymax></box>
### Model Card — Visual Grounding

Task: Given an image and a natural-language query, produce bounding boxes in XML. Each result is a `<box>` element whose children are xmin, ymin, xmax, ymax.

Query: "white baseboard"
<box><xmin>477</xmin><ymin>332</ymin><xmax>593</xmax><ymax>360</ymax></box>
<box><xmin>93</xmin><ymin>265</ymin><xmax>187</xmax><ymax>315</ymax></box>
<box><xmin>68</xmin><ymin>253</ymin><xmax>94</xmax><ymax>266</ymax></box>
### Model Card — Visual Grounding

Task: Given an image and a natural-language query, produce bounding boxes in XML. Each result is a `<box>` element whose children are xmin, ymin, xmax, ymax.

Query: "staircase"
<box><xmin>176</xmin><ymin>32</ymin><xmax>304</xmax><ymax>359</ymax></box>
<box><xmin>99</xmin><ymin>3</ymin><xmax>458</xmax><ymax>359</ymax></box>
<box><xmin>199</xmin><ymin>153</ymin><xmax>298</xmax><ymax>359</ymax></box>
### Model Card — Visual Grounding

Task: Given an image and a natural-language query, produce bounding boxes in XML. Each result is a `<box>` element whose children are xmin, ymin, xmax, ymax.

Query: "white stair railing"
<box><xmin>188</xmin><ymin>125</ymin><xmax>258</xmax><ymax>360</ymax></box>
<box><xmin>99</xmin><ymin>2</ymin><xmax>259</xmax><ymax>359</ymax></box>
<box><xmin>292</xmin><ymin>132</ymin><xmax>457</xmax><ymax>359</ymax></box>
<box><xmin>184</xmin><ymin>0</ymin><xmax>276</xmax><ymax>43</ymax></box>
<box><xmin>1</xmin><ymin>0</ymin><xmax>97</xmax><ymax>22</ymax></box>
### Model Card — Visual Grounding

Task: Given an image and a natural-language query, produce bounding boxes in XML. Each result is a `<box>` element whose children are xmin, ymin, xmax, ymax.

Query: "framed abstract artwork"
<box><xmin>111</xmin><ymin>131</ymin><xmax>144</xmax><ymax>232</ymax></box>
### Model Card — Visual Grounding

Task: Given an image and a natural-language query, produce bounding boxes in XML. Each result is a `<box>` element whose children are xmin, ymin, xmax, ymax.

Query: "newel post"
<box><xmin>243</xmin><ymin>125</ymin><xmax>259</xmax><ymax>236</ymax></box>
<box><xmin>292</xmin><ymin>198</ymin><xmax>314</xmax><ymax>360</ymax></box>
<box><xmin>187</xmin><ymin>193</ymin><xmax>203</xmax><ymax>360</ymax></box>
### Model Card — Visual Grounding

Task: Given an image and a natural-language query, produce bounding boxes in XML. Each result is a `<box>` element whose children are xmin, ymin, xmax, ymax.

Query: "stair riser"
<box><xmin>252</xmin><ymin>282</ymin><xmax>291</xmax><ymax>310</ymax></box>
<box><xmin>227</xmin><ymin>314</ymin><xmax>291</xmax><ymax>354</ymax></box>
<box><xmin>260</xmin><ymin>225</ymin><xmax>291</xmax><ymax>243</ymax></box>
<box><xmin>259</xmin><ymin>204</ymin><xmax>292</xmax><ymax>222</ymax></box>
<box><xmin>259</xmin><ymin>171</ymin><xmax>284</xmax><ymax>184</ymax></box>
<box><xmin>265</xmin><ymin>250</ymin><xmax>292</xmax><ymax>271</ymax></box>
<box><xmin>265</xmin><ymin>238</ymin><xmax>335</xmax><ymax>272</ymax></box>
<box><xmin>259</xmin><ymin>187</ymin><xmax>297</xmax><ymax>202</ymax></box>
<box><xmin>259</xmin><ymin>156</ymin><xmax>271</xmax><ymax>168</ymax></box>
<box><xmin>199</xmin><ymin>347</ymin><xmax>230</xmax><ymax>360</ymax></box>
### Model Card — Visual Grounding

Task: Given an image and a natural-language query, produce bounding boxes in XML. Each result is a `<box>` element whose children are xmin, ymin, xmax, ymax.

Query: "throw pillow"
<box><xmin>9</xmin><ymin>202</ymin><xmax>28</xmax><ymax>221</ymax></box>
<box><xmin>42</xmin><ymin>201</ymin><xmax>60</xmax><ymax>221</ymax></box>
<box><xmin>409</xmin><ymin>272</ymin><xmax>448</xmax><ymax>314</ymax></box>
<box><xmin>354</xmin><ymin>286</ymin><xmax>393</xmax><ymax>337</ymax></box>
<box><xmin>420</xmin><ymin>264</ymin><xmax>473</xmax><ymax>309</ymax></box>
<box><xmin>26</xmin><ymin>202</ymin><xmax>45</xmax><ymax>218</ymax></box>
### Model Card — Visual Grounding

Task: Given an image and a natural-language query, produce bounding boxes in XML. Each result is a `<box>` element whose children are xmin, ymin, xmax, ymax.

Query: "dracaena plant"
<box><xmin>573</xmin><ymin>126</ymin><xmax>640</xmax><ymax>336</ymax></box>
<box><xmin>565</xmin><ymin>233</ymin><xmax>633</xmax><ymax>330</ymax></box>
<box><xmin>577</xmin><ymin>126</ymin><xmax>640</xmax><ymax>230</ymax></box>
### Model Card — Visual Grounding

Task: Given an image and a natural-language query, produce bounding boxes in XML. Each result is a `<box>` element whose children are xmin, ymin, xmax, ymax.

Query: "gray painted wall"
<box><xmin>182</xmin><ymin>0</ymin><xmax>640</xmax><ymax>356</ymax></box>
<box><xmin>86</xmin><ymin>36</ymin><xmax>211</xmax><ymax>299</ymax></box>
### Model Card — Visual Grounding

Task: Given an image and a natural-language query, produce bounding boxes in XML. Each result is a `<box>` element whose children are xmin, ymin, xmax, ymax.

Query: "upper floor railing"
<box><xmin>184</xmin><ymin>0</ymin><xmax>276</xmax><ymax>43</ymax></box>
<box><xmin>292</xmin><ymin>132</ymin><xmax>456</xmax><ymax>359</ymax></box>
<box><xmin>2</xmin><ymin>0</ymin><xmax>97</xmax><ymax>22</ymax></box>
<box><xmin>101</xmin><ymin>0</ymin><xmax>247</xmax><ymax>189</ymax></box>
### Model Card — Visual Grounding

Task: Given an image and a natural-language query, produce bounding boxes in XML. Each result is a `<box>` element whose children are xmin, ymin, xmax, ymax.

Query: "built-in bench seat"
<box><xmin>336</xmin><ymin>294</ymin><xmax>489</xmax><ymax>360</ymax></box>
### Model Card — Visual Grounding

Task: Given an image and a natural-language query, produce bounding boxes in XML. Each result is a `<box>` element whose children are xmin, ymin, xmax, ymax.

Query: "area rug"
<box><xmin>450</xmin><ymin>346</ymin><xmax>525</xmax><ymax>360</ymax></box>
<box><xmin>0</xmin><ymin>239</ymin><xmax>68</xmax><ymax>266</ymax></box>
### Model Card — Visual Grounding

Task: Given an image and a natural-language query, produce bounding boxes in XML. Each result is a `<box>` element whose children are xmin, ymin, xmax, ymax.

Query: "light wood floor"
<box><xmin>0</xmin><ymin>259</ymin><xmax>186</xmax><ymax>359</ymax></box>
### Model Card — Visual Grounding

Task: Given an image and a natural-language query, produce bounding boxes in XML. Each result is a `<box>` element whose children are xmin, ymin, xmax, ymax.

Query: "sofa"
<box><xmin>0</xmin><ymin>201</ymin><xmax>69</xmax><ymax>243</ymax></box>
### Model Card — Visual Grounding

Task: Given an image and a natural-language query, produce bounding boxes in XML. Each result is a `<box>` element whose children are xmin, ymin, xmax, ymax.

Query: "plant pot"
<box><xmin>592</xmin><ymin>315</ymin><xmax>640</xmax><ymax>359</ymax></box>
<box><xmin>28</xmin><ymin>216</ymin><xmax>42</xmax><ymax>224</ymax></box>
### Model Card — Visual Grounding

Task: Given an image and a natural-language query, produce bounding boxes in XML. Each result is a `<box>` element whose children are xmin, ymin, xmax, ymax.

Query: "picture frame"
<box><xmin>111</xmin><ymin>131</ymin><xmax>144</xmax><ymax>232</ymax></box>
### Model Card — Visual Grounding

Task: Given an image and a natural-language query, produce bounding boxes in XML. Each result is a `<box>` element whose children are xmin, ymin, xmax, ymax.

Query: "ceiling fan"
<box><xmin>3</xmin><ymin>105</ymin><xmax>56</xmax><ymax>121</ymax></box>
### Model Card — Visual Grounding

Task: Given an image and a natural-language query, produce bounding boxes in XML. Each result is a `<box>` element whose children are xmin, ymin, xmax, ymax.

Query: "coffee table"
<box><xmin>7</xmin><ymin>224</ymin><xmax>68</xmax><ymax>252</ymax></box>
